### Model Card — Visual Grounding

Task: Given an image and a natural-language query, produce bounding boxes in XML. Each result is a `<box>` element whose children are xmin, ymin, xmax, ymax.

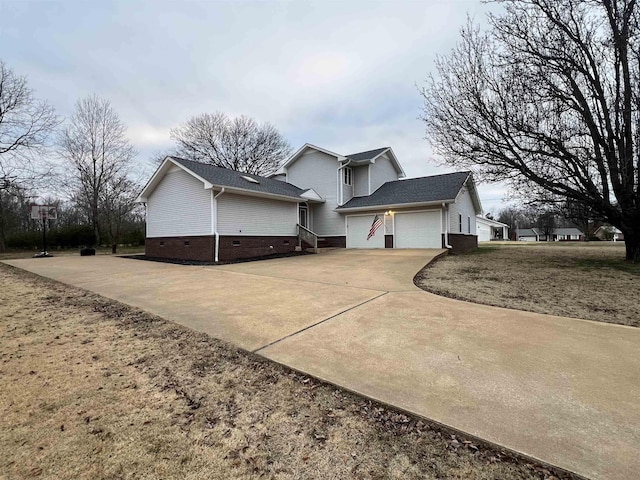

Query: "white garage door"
<box><xmin>346</xmin><ymin>214</ymin><xmax>385</xmax><ymax>248</ymax></box>
<box><xmin>477</xmin><ymin>224</ymin><xmax>491</xmax><ymax>242</ymax></box>
<box><xmin>394</xmin><ymin>211</ymin><xmax>441</xmax><ymax>248</ymax></box>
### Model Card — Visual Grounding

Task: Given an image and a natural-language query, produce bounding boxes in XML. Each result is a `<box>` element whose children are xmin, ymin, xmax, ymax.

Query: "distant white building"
<box><xmin>476</xmin><ymin>216</ymin><xmax>509</xmax><ymax>241</ymax></box>
<box><xmin>516</xmin><ymin>227</ymin><xmax>584</xmax><ymax>242</ymax></box>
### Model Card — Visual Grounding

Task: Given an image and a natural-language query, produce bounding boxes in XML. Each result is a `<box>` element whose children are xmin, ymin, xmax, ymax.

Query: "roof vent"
<box><xmin>241</xmin><ymin>175</ymin><xmax>260</xmax><ymax>184</ymax></box>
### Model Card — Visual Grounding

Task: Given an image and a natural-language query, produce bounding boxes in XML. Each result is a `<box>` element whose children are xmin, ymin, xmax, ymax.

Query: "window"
<box><xmin>343</xmin><ymin>167</ymin><xmax>353</xmax><ymax>186</ymax></box>
<box><xmin>468</xmin><ymin>216</ymin><xmax>471</xmax><ymax>234</ymax></box>
<box><xmin>459</xmin><ymin>214</ymin><xmax>463</xmax><ymax>233</ymax></box>
<box><xmin>232</xmin><ymin>240</ymin><xmax>241</xmax><ymax>247</ymax></box>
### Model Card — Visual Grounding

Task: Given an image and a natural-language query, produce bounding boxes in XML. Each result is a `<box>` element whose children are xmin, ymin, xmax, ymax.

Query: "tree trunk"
<box><xmin>111</xmin><ymin>243</ymin><xmax>117</xmax><ymax>254</ymax></box>
<box><xmin>624</xmin><ymin>230</ymin><xmax>640</xmax><ymax>263</ymax></box>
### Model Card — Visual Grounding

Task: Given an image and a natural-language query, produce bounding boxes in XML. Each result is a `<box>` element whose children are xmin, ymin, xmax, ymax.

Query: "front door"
<box><xmin>299</xmin><ymin>205</ymin><xmax>308</xmax><ymax>228</ymax></box>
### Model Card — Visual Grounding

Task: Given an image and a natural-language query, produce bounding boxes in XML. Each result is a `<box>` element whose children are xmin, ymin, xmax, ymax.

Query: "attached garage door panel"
<box><xmin>347</xmin><ymin>215</ymin><xmax>385</xmax><ymax>248</ymax></box>
<box><xmin>395</xmin><ymin>211</ymin><xmax>441</xmax><ymax>248</ymax></box>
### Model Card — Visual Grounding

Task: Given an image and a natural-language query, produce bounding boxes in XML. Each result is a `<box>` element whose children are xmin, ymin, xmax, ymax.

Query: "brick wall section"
<box><xmin>218</xmin><ymin>236</ymin><xmax>297</xmax><ymax>261</ymax></box>
<box><xmin>385</xmin><ymin>235</ymin><xmax>394</xmax><ymax>248</ymax></box>
<box><xmin>445</xmin><ymin>233</ymin><xmax>478</xmax><ymax>254</ymax></box>
<box><xmin>317</xmin><ymin>236</ymin><xmax>346</xmax><ymax>248</ymax></box>
<box><xmin>146</xmin><ymin>236</ymin><xmax>214</xmax><ymax>262</ymax></box>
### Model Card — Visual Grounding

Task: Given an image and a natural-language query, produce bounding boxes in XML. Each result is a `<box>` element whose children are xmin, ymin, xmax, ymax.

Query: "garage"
<box><xmin>346</xmin><ymin>214</ymin><xmax>385</xmax><ymax>248</ymax></box>
<box><xmin>394</xmin><ymin>211</ymin><xmax>441</xmax><ymax>248</ymax></box>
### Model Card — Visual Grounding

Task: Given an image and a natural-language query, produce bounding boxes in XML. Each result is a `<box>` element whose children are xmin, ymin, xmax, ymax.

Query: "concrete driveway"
<box><xmin>4</xmin><ymin>250</ymin><xmax>640</xmax><ymax>480</ymax></box>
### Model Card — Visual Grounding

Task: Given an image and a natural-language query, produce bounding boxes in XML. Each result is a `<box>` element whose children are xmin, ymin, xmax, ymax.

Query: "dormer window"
<box><xmin>343</xmin><ymin>167</ymin><xmax>353</xmax><ymax>186</ymax></box>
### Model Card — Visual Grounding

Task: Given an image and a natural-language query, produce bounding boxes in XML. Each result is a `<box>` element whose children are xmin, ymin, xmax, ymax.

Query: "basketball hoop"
<box><xmin>30</xmin><ymin>205</ymin><xmax>57</xmax><ymax>221</ymax></box>
<box><xmin>30</xmin><ymin>204</ymin><xmax>57</xmax><ymax>258</ymax></box>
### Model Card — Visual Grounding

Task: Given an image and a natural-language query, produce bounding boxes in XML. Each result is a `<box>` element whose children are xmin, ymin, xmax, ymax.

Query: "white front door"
<box><xmin>346</xmin><ymin>214</ymin><xmax>385</xmax><ymax>248</ymax></box>
<box><xmin>394</xmin><ymin>211</ymin><xmax>441</xmax><ymax>248</ymax></box>
<box><xmin>299</xmin><ymin>205</ymin><xmax>308</xmax><ymax>228</ymax></box>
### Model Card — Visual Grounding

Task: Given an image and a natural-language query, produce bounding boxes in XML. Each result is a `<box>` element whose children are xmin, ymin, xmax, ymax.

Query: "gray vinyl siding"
<box><xmin>370</xmin><ymin>154</ymin><xmax>400</xmax><ymax>193</ymax></box>
<box><xmin>353</xmin><ymin>165</ymin><xmax>369</xmax><ymax>197</ymax></box>
<box><xmin>449</xmin><ymin>186</ymin><xmax>477</xmax><ymax>234</ymax></box>
<box><xmin>217</xmin><ymin>192</ymin><xmax>297</xmax><ymax>236</ymax></box>
<box><xmin>146</xmin><ymin>168</ymin><xmax>211</xmax><ymax>237</ymax></box>
<box><xmin>286</xmin><ymin>150</ymin><xmax>345</xmax><ymax>236</ymax></box>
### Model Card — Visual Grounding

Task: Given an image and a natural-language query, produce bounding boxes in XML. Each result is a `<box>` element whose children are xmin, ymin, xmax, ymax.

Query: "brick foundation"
<box><xmin>146</xmin><ymin>236</ymin><xmax>214</xmax><ymax>262</ymax></box>
<box><xmin>385</xmin><ymin>235</ymin><xmax>394</xmax><ymax>248</ymax></box>
<box><xmin>445</xmin><ymin>233</ymin><xmax>478</xmax><ymax>254</ymax></box>
<box><xmin>317</xmin><ymin>236</ymin><xmax>346</xmax><ymax>248</ymax></box>
<box><xmin>218</xmin><ymin>236</ymin><xmax>297</xmax><ymax>261</ymax></box>
<box><xmin>146</xmin><ymin>235</ymin><xmax>297</xmax><ymax>262</ymax></box>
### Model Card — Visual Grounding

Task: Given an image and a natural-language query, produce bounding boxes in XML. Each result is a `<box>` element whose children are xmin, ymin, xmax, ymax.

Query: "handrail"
<box><xmin>297</xmin><ymin>224</ymin><xmax>318</xmax><ymax>251</ymax></box>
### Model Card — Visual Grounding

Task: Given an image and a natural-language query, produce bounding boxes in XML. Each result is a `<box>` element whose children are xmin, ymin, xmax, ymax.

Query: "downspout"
<box><xmin>336</xmin><ymin>158</ymin><xmax>351</xmax><ymax>206</ymax></box>
<box><xmin>443</xmin><ymin>203</ymin><xmax>452</xmax><ymax>249</ymax></box>
<box><xmin>212</xmin><ymin>187</ymin><xmax>225</xmax><ymax>262</ymax></box>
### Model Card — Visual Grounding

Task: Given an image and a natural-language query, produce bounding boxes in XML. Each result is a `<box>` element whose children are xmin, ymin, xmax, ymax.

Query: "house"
<box><xmin>476</xmin><ymin>216</ymin><xmax>509</xmax><ymax>241</ymax></box>
<box><xmin>516</xmin><ymin>228</ymin><xmax>540</xmax><ymax>242</ymax></box>
<box><xmin>137</xmin><ymin>144</ymin><xmax>482</xmax><ymax>262</ymax></box>
<box><xmin>593</xmin><ymin>225</ymin><xmax>625</xmax><ymax>241</ymax></box>
<box><xmin>516</xmin><ymin>227</ymin><xmax>584</xmax><ymax>242</ymax></box>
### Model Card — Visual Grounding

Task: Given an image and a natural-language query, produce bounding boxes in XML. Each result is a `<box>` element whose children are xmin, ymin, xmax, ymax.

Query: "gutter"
<box><xmin>212</xmin><ymin>187</ymin><xmax>225</xmax><ymax>262</ymax></box>
<box><xmin>443</xmin><ymin>203</ymin><xmax>452</xmax><ymax>249</ymax></box>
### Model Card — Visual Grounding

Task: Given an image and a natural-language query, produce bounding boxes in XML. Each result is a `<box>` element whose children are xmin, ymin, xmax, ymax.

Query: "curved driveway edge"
<box><xmin>4</xmin><ymin>250</ymin><xmax>640</xmax><ymax>480</ymax></box>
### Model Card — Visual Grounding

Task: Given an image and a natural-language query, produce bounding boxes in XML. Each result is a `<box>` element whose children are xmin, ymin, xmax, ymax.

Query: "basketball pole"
<box><xmin>42</xmin><ymin>215</ymin><xmax>47</xmax><ymax>255</ymax></box>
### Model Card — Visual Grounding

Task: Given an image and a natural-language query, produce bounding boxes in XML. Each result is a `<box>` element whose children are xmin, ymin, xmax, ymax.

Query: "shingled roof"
<box><xmin>169</xmin><ymin>156</ymin><xmax>306</xmax><ymax>199</ymax></box>
<box><xmin>337</xmin><ymin>171</ymin><xmax>471</xmax><ymax>210</ymax></box>
<box><xmin>346</xmin><ymin>147</ymin><xmax>389</xmax><ymax>162</ymax></box>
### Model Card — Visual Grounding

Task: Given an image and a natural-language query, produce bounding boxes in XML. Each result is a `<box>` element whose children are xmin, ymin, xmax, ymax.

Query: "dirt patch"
<box><xmin>415</xmin><ymin>242</ymin><xmax>639</xmax><ymax>327</ymax></box>
<box><xmin>0</xmin><ymin>264</ymin><xmax>579</xmax><ymax>479</ymax></box>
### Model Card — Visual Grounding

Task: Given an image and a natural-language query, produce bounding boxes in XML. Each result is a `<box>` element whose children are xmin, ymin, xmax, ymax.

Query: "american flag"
<box><xmin>367</xmin><ymin>214</ymin><xmax>384</xmax><ymax>240</ymax></box>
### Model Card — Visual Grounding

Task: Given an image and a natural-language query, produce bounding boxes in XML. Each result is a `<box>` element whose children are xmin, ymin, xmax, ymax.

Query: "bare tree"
<box><xmin>169</xmin><ymin>112</ymin><xmax>291</xmax><ymax>176</ymax></box>
<box><xmin>59</xmin><ymin>95</ymin><xmax>137</xmax><ymax>246</ymax></box>
<box><xmin>421</xmin><ymin>0</ymin><xmax>640</xmax><ymax>262</ymax></box>
<box><xmin>0</xmin><ymin>60</ymin><xmax>58</xmax><ymax>188</ymax></box>
<box><xmin>100</xmin><ymin>175</ymin><xmax>140</xmax><ymax>253</ymax></box>
<box><xmin>536</xmin><ymin>210</ymin><xmax>557</xmax><ymax>241</ymax></box>
<box><xmin>560</xmin><ymin>199</ymin><xmax>599</xmax><ymax>241</ymax></box>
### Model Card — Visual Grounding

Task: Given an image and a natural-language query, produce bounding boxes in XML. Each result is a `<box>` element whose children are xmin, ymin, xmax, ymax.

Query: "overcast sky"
<box><xmin>1</xmin><ymin>0</ymin><xmax>509</xmax><ymax>213</ymax></box>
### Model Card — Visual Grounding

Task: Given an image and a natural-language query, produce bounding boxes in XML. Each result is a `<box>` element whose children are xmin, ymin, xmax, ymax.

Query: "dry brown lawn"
<box><xmin>415</xmin><ymin>242</ymin><xmax>639</xmax><ymax>327</ymax></box>
<box><xmin>0</xmin><ymin>264</ymin><xmax>575</xmax><ymax>479</ymax></box>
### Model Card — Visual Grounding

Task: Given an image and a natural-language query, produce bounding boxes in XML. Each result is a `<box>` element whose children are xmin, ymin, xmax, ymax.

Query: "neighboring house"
<box><xmin>137</xmin><ymin>144</ymin><xmax>482</xmax><ymax>262</ymax></box>
<box><xmin>593</xmin><ymin>225</ymin><xmax>625</xmax><ymax>241</ymax></box>
<box><xmin>516</xmin><ymin>228</ymin><xmax>540</xmax><ymax>242</ymax></box>
<box><xmin>516</xmin><ymin>227</ymin><xmax>584</xmax><ymax>242</ymax></box>
<box><xmin>476</xmin><ymin>216</ymin><xmax>509</xmax><ymax>241</ymax></box>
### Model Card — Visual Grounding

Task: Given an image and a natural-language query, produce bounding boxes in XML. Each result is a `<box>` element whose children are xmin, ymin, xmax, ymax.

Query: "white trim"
<box><xmin>336</xmin><ymin>199</ymin><xmax>455</xmax><ymax>213</ymax></box>
<box><xmin>367</xmin><ymin>164</ymin><xmax>371</xmax><ymax>195</ymax></box>
<box><xmin>300</xmin><ymin>188</ymin><xmax>323</xmax><ymax>201</ymax></box>
<box><xmin>282</xmin><ymin>143</ymin><xmax>347</xmax><ymax>169</ymax></box>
